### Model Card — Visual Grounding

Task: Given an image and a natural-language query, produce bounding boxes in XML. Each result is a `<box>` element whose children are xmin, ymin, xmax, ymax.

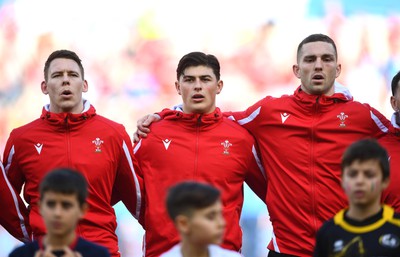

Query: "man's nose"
<box><xmin>62</xmin><ymin>73</ymin><xmax>70</xmax><ymax>84</ymax></box>
<box><xmin>194</xmin><ymin>79</ymin><xmax>202</xmax><ymax>90</ymax></box>
<box><xmin>315</xmin><ymin>58</ymin><xmax>323</xmax><ymax>69</ymax></box>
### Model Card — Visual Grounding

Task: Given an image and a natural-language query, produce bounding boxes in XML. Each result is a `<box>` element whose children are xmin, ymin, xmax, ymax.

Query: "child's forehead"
<box><xmin>192</xmin><ymin>199</ymin><xmax>223</xmax><ymax>214</ymax></box>
<box><xmin>343</xmin><ymin>159</ymin><xmax>382</xmax><ymax>172</ymax></box>
<box><xmin>41</xmin><ymin>190</ymin><xmax>79</xmax><ymax>202</ymax></box>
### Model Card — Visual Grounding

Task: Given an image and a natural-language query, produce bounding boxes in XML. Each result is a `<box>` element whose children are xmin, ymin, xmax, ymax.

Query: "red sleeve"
<box><xmin>156</xmin><ymin>108</ymin><xmax>177</xmax><ymax>119</ymax></box>
<box><xmin>379</xmin><ymin>134</ymin><xmax>400</xmax><ymax>212</ymax></box>
<box><xmin>368</xmin><ymin>105</ymin><xmax>396</xmax><ymax>138</ymax></box>
<box><xmin>224</xmin><ymin>97</ymin><xmax>270</xmax><ymax>134</ymax></box>
<box><xmin>0</xmin><ymin>156</ymin><xmax>31</xmax><ymax>242</ymax></box>
<box><xmin>110</xmin><ymin>129</ymin><xmax>144</xmax><ymax>226</ymax></box>
<box><xmin>244</xmin><ymin>141</ymin><xmax>267</xmax><ymax>203</ymax></box>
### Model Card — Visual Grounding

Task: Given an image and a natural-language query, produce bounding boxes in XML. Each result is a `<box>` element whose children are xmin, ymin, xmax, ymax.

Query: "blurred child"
<box><xmin>314</xmin><ymin>139</ymin><xmax>400</xmax><ymax>257</ymax></box>
<box><xmin>161</xmin><ymin>181</ymin><xmax>242</xmax><ymax>257</ymax></box>
<box><xmin>9</xmin><ymin>167</ymin><xmax>110</xmax><ymax>257</ymax></box>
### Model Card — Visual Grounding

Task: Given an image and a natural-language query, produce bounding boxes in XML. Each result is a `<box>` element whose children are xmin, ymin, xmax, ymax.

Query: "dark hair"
<box><xmin>297</xmin><ymin>34</ymin><xmax>338</xmax><ymax>62</ymax></box>
<box><xmin>341</xmin><ymin>139</ymin><xmax>390</xmax><ymax>180</ymax></box>
<box><xmin>40</xmin><ymin>167</ymin><xmax>88</xmax><ymax>206</ymax></box>
<box><xmin>176</xmin><ymin>52</ymin><xmax>220</xmax><ymax>80</ymax></box>
<box><xmin>43</xmin><ymin>50</ymin><xmax>85</xmax><ymax>81</ymax></box>
<box><xmin>391</xmin><ymin>71</ymin><xmax>400</xmax><ymax>96</ymax></box>
<box><xmin>166</xmin><ymin>181</ymin><xmax>221</xmax><ymax>220</ymax></box>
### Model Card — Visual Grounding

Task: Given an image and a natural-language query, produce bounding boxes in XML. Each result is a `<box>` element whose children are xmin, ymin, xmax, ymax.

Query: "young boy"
<box><xmin>160</xmin><ymin>181</ymin><xmax>242</xmax><ymax>257</ymax></box>
<box><xmin>314</xmin><ymin>139</ymin><xmax>400</xmax><ymax>257</ymax></box>
<box><xmin>9</xmin><ymin>167</ymin><xmax>110</xmax><ymax>257</ymax></box>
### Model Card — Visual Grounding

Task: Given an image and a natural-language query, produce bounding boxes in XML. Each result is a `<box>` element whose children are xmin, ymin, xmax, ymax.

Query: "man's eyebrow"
<box><xmin>182</xmin><ymin>74</ymin><xmax>212</xmax><ymax>78</ymax></box>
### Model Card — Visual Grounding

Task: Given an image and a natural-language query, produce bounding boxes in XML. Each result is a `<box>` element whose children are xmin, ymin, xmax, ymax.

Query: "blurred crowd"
<box><xmin>0</xmin><ymin>0</ymin><xmax>400</xmax><ymax>256</ymax></box>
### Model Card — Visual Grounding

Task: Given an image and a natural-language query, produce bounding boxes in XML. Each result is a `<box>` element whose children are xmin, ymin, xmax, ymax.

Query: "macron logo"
<box><xmin>162</xmin><ymin>139</ymin><xmax>172</xmax><ymax>150</ymax></box>
<box><xmin>34</xmin><ymin>143</ymin><xmax>43</xmax><ymax>154</ymax></box>
<box><xmin>280</xmin><ymin>113</ymin><xmax>290</xmax><ymax>123</ymax></box>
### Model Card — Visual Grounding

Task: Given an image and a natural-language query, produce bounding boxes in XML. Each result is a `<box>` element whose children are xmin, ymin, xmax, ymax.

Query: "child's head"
<box><xmin>39</xmin><ymin>167</ymin><xmax>88</xmax><ymax>237</ymax></box>
<box><xmin>166</xmin><ymin>181</ymin><xmax>225</xmax><ymax>246</ymax></box>
<box><xmin>341</xmin><ymin>139</ymin><xmax>390</xmax><ymax>207</ymax></box>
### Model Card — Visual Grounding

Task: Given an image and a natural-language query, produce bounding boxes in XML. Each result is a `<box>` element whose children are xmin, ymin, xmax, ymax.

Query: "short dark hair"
<box><xmin>297</xmin><ymin>34</ymin><xmax>338</xmax><ymax>62</ymax></box>
<box><xmin>341</xmin><ymin>139</ymin><xmax>390</xmax><ymax>180</ymax></box>
<box><xmin>40</xmin><ymin>167</ymin><xmax>88</xmax><ymax>206</ymax></box>
<box><xmin>176</xmin><ymin>52</ymin><xmax>220</xmax><ymax>80</ymax></box>
<box><xmin>166</xmin><ymin>181</ymin><xmax>221</xmax><ymax>220</ymax></box>
<box><xmin>43</xmin><ymin>50</ymin><xmax>85</xmax><ymax>81</ymax></box>
<box><xmin>391</xmin><ymin>71</ymin><xmax>400</xmax><ymax>96</ymax></box>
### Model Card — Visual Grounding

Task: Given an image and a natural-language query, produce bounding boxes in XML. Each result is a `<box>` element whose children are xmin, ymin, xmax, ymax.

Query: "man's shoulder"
<box><xmin>76</xmin><ymin>237</ymin><xmax>110</xmax><ymax>256</ymax></box>
<box><xmin>9</xmin><ymin>118</ymin><xmax>43</xmax><ymax>138</ymax></box>
<box><xmin>221</xmin><ymin>117</ymin><xmax>256</xmax><ymax>140</ymax></box>
<box><xmin>91</xmin><ymin>115</ymin><xmax>127</xmax><ymax>132</ymax></box>
<box><xmin>12</xmin><ymin>118</ymin><xmax>43</xmax><ymax>131</ymax></box>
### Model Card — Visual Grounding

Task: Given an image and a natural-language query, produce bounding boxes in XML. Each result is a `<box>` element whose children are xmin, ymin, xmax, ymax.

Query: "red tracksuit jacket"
<box><xmin>229</xmin><ymin>86</ymin><xmax>398</xmax><ymax>257</ymax></box>
<box><xmin>379</xmin><ymin>112</ymin><xmax>400</xmax><ymax>213</ymax></box>
<box><xmin>134</xmin><ymin>107</ymin><xmax>267</xmax><ymax>257</ymax></box>
<box><xmin>2</xmin><ymin>101</ymin><xmax>143</xmax><ymax>257</ymax></box>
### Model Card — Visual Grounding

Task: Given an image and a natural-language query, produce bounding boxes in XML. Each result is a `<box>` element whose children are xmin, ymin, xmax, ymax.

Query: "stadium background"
<box><xmin>0</xmin><ymin>0</ymin><xmax>400</xmax><ymax>256</ymax></box>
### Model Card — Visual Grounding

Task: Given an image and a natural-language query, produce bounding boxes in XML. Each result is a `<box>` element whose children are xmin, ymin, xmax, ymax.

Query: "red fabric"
<box><xmin>135</xmin><ymin>107</ymin><xmax>267</xmax><ymax>257</ymax></box>
<box><xmin>228</xmin><ymin>86</ymin><xmax>396</xmax><ymax>257</ymax></box>
<box><xmin>3</xmin><ymin>103</ymin><xmax>143</xmax><ymax>257</ymax></box>
<box><xmin>0</xmin><ymin>160</ymin><xmax>31</xmax><ymax>242</ymax></box>
<box><xmin>379</xmin><ymin>132</ymin><xmax>400</xmax><ymax>212</ymax></box>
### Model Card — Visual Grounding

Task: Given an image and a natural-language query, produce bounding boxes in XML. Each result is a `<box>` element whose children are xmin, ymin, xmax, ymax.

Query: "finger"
<box><xmin>144</xmin><ymin>114</ymin><xmax>161</xmax><ymax>126</ymax></box>
<box><xmin>137</xmin><ymin>125</ymin><xmax>151</xmax><ymax>133</ymax></box>
<box><xmin>137</xmin><ymin>114</ymin><xmax>150</xmax><ymax>127</ymax></box>
<box><xmin>133</xmin><ymin>131</ymin><xmax>140</xmax><ymax>143</ymax></box>
<box><xmin>137</xmin><ymin>130</ymin><xmax>148</xmax><ymax>138</ymax></box>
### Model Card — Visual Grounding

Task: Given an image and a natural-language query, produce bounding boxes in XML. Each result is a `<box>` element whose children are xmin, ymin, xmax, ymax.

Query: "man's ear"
<box><xmin>335</xmin><ymin>63</ymin><xmax>342</xmax><ymax>78</ymax></box>
<box><xmin>175</xmin><ymin>81</ymin><xmax>181</xmax><ymax>95</ymax></box>
<box><xmin>41</xmin><ymin>81</ymin><xmax>49</xmax><ymax>95</ymax></box>
<box><xmin>216</xmin><ymin>80</ymin><xmax>223</xmax><ymax>95</ymax></box>
<box><xmin>82</xmin><ymin>80</ymin><xmax>88</xmax><ymax>93</ymax></box>
<box><xmin>292</xmin><ymin>65</ymin><xmax>301</xmax><ymax>79</ymax></box>
<box><xmin>391</xmin><ymin>96</ymin><xmax>399</xmax><ymax>112</ymax></box>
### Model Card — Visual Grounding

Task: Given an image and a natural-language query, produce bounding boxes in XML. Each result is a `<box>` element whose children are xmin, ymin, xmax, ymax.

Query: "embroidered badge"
<box><xmin>337</xmin><ymin>112</ymin><xmax>348</xmax><ymax>127</ymax></box>
<box><xmin>92</xmin><ymin>138</ymin><xmax>104</xmax><ymax>153</ymax></box>
<box><xmin>221</xmin><ymin>140</ymin><xmax>232</xmax><ymax>155</ymax></box>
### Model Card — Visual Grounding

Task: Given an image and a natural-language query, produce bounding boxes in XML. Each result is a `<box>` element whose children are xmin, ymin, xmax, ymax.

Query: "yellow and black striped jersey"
<box><xmin>314</xmin><ymin>205</ymin><xmax>400</xmax><ymax>257</ymax></box>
